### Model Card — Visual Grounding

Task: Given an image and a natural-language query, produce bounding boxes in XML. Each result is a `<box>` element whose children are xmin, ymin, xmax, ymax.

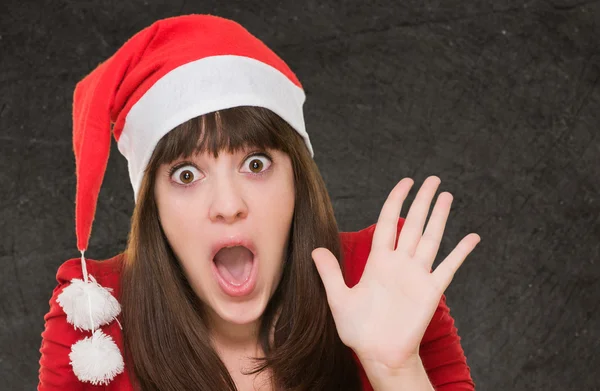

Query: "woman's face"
<box><xmin>154</xmin><ymin>145</ymin><xmax>295</xmax><ymax>327</ymax></box>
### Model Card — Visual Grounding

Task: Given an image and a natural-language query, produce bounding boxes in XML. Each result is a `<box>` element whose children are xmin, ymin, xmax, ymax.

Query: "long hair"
<box><xmin>121</xmin><ymin>106</ymin><xmax>361</xmax><ymax>390</ymax></box>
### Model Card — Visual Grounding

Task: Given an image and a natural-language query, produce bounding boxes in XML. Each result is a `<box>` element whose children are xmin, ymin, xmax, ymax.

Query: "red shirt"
<box><xmin>39</xmin><ymin>218</ymin><xmax>475</xmax><ymax>390</ymax></box>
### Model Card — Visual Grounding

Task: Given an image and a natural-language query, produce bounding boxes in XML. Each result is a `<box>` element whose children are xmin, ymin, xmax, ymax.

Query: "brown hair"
<box><xmin>121</xmin><ymin>106</ymin><xmax>361</xmax><ymax>390</ymax></box>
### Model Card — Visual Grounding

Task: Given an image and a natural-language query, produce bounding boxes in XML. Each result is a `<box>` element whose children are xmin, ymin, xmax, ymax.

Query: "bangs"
<box><xmin>153</xmin><ymin>106</ymin><xmax>292</xmax><ymax>165</ymax></box>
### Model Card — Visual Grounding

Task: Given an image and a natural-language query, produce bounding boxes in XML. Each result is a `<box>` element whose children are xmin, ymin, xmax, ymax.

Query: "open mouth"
<box><xmin>213</xmin><ymin>245</ymin><xmax>255</xmax><ymax>287</ymax></box>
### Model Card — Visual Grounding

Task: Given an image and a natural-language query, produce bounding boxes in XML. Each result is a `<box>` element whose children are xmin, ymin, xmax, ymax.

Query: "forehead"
<box><xmin>183</xmin><ymin>143</ymin><xmax>275</xmax><ymax>160</ymax></box>
<box><xmin>150</xmin><ymin>105</ymin><xmax>304</xmax><ymax>174</ymax></box>
<box><xmin>156</xmin><ymin>117</ymin><xmax>283</xmax><ymax>166</ymax></box>
<box><xmin>165</xmin><ymin>138</ymin><xmax>276</xmax><ymax>164</ymax></box>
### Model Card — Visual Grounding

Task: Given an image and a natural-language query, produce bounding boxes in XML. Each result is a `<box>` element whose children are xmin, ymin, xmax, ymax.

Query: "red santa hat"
<box><xmin>56</xmin><ymin>14</ymin><xmax>312</xmax><ymax>385</ymax></box>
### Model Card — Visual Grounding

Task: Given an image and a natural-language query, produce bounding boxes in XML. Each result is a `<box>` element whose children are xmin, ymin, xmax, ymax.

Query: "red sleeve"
<box><xmin>38</xmin><ymin>258</ymin><xmax>103</xmax><ymax>391</ymax></box>
<box><xmin>419</xmin><ymin>294</ymin><xmax>475</xmax><ymax>390</ymax></box>
<box><xmin>340</xmin><ymin>218</ymin><xmax>475</xmax><ymax>390</ymax></box>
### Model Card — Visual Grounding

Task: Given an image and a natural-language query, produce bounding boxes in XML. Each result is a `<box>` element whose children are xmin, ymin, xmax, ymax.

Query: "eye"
<box><xmin>241</xmin><ymin>153</ymin><xmax>272</xmax><ymax>174</ymax></box>
<box><xmin>170</xmin><ymin>165</ymin><xmax>201</xmax><ymax>185</ymax></box>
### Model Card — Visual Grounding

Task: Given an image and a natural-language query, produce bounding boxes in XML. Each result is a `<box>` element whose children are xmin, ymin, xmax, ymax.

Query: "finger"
<box><xmin>311</xmin><ymin>247</ymin><xmax>349</xmax><ymax>309</ymax></box>
<box><xmin>396</xmin><ymin>175</ymin><xmax>441</xmax><ymax>257</ymax></box>
<box><xmin>431</xmin><ymin>234</ymin><xmax>481</xmax><ymax>292</ymax></box>
<box><xmin>372</xmin><ymin>178</ymin><xmax>414</xmax><ymax>251</ymax></box>
<box><xmin>413</xmin><ymin>192</ymin><xmax>453</xmax><ymax>269</ymax></box>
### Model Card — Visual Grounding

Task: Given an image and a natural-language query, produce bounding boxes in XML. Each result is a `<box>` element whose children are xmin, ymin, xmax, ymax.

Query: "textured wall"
<box><xmin>1</xmin><ymin>0</ymin><xmax>598</xmax><ymax>389</ymax></box>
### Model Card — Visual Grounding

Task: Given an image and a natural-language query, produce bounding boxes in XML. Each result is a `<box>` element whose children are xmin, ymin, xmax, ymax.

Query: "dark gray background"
<box><xmin>1</xmin><ymin>0</ymin><xmax>599</xmax><ymax>390</ymax></box>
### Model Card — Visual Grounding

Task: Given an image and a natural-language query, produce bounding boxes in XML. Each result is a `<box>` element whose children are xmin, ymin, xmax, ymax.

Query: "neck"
<box><xmin>207</xmin><ymin>311</ymin><xmax>262</xmax><ymax>353</ymax></box>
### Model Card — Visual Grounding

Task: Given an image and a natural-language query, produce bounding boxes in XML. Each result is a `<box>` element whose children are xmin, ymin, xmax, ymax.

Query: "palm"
<box><xmin>312</xmin><ymin>176</ymin><xmax>480</xmax><ymax>370</ymax></box>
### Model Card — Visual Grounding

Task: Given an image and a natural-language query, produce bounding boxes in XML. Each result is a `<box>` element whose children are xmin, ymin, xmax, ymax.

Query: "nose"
<box><xmin>208</xmin><ymin>174</ymin><xmax>248</xmax><ymax>224</ymax></box>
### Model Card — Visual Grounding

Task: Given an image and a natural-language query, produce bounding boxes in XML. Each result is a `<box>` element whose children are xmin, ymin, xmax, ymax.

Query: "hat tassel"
<box><xmin>56</xmin><ymin>250</ymin><xmax>125</xmax><ymax>384</ymax></box>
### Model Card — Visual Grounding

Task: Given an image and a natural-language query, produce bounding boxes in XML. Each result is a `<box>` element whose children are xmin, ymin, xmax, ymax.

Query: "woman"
<box><xmin>38</xmin><ymin>14</ymin><xmax>479</xmax><ymax>390</ymax></box>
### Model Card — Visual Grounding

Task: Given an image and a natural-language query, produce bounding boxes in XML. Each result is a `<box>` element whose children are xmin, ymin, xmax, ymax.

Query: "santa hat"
<box><xmin>56</xmin><ymin>14</ymin><xmax>312</xmax><ymax>385</ymax></box>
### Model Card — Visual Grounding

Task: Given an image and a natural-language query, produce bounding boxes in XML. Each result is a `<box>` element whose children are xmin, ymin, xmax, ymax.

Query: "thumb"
<box><xmin>311</xmin><ymin>247</ymin><xmax>348</xmax><ymax>309</ymax></box>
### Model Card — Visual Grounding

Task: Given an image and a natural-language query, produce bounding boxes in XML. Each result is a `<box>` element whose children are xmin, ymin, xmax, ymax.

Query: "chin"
<box><xmin>210</xmin><ymin>293</ymin><xmax>269</xmax><ymax>325</ymax></box>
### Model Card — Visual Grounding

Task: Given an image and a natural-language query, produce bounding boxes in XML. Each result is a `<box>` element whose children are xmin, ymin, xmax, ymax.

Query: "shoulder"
<box><xmin>339</xmin><ymin>217</ymin><xmax>406</xmax><ymax>287</ymax></box>
<box><xmin>44</xmin><ymin>252</ymin><xmax>126</xmax><ymax>328</ymax></box>
<box><xmin>55</xmin><ymin>252</ymin><xmax>125</xmax><ymax>294</ymax></box>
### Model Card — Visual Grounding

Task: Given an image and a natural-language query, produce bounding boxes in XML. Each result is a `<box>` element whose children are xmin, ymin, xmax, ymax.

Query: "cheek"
<box><xmin>158</xmin><ymin>202</ymin><xmax>211</xmax><ymax>297</ymax></box>
<box><xmin>252</xmin><ymin>178</ymin><xmax>295</xmax><ymax>263</ymax></box>
<box><xmin>258</xmin><ymin>176</ymin><xmax>294</xmax><ymax>226</ymax></box>
<box><xmin>157</xmin><ymin>196</ymin><xmax>204</xmax><ymax>256</ymax></box>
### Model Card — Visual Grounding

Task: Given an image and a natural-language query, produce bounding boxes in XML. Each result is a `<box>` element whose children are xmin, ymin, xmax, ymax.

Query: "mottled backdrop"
<box><xmin>1</xmin><ymin>0</ymin><xmax>598</xmax><ymax>390</ymax></box>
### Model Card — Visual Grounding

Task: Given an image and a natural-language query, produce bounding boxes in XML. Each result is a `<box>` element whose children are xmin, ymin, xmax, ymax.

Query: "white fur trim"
<box><xmin>56</xmin><ymin>276</ymin><xmax>121</xmax><ymax>331</ymax></box>
<box><xmin>70</xmin><ymin>329</ymin><xmax>124</xmax><ymax>385</ymax></box>
<box><xmin>117</xmin><ymin>54</ymin><xmax>311</xmax><ymax>202</ymax></box>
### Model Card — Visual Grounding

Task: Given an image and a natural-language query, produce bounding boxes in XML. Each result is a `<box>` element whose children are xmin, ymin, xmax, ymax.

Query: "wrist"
<box><xmin>359</xmin><ymin>355</ymin><xmax>434</xmax><ymax>391</ymax></box>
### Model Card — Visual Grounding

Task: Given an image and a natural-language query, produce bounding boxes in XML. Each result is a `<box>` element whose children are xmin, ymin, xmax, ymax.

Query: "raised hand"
<box><xmin>312</xmin><ymin>176</ymin><xmax>480</xmax><ymax>374</ymax></box>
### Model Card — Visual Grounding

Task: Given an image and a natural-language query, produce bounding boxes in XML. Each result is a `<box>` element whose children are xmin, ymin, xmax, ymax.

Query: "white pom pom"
<box><xmin>57</xmin><ymin>276</ymin><xmax>121</xmax><ymax>331</ymax></box>
<box><xmin>69</xmin><ymin>329</ymin><xmax>124</xmax><ymax>385</ymax></box>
